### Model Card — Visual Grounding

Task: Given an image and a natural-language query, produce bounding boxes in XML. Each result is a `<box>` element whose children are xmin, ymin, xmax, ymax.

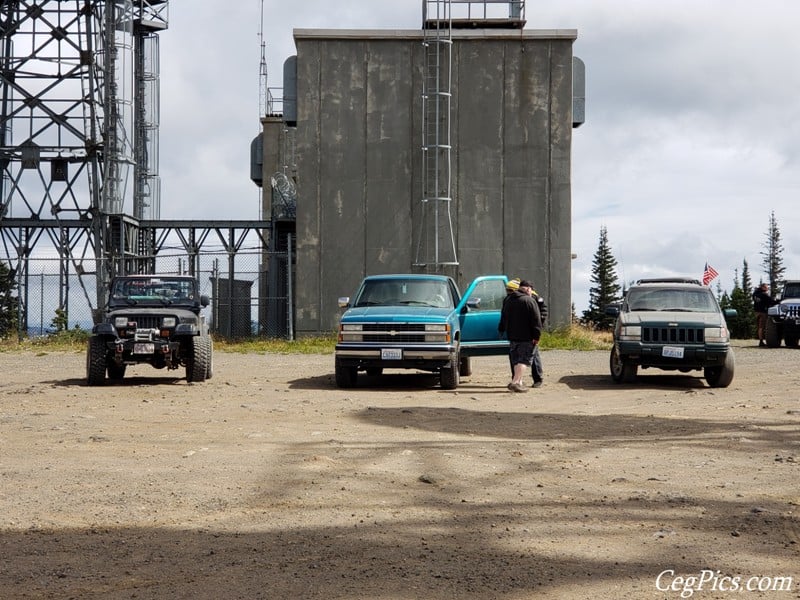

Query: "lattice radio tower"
<box><xmin>0</xmin><ymin>0</ymin><xmax>168</xmax><ymax>325</ymax></box>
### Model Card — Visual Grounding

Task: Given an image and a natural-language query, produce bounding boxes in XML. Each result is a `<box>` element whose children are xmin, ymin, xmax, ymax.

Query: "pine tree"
<box><xmin>727</xmin><ymin>263</ymin><xmax>756</xmax><ymax>339</ymax></box>
<box><xmin>0</xmin><ymin>261</ymin><xmax>19</xmax><ymax>338</ymax></box>
<box><xmin>761</xmin><ymin>211</ymin><xmax>785</xmax><ymax>293</ymax></box>
<box><xmin>582</xmin><ymin>226</ymin><xmax>621</xmax><ymax>330</ymax></box>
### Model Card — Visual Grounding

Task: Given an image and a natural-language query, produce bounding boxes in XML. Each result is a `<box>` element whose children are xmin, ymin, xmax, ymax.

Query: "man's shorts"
<box><xmin>509</xmin><ymin>341</ymin><xmax>534</xmax><ymax>367</ymax></box>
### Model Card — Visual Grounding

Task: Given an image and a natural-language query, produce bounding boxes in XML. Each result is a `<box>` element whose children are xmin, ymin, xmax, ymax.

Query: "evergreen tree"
<box><xmin>582</xmin><ymin>226</ymin><xmax>621</xmax><ymax>330</ymax></box>
<box><xmin>761</xmin><ymin>211</ymin><xmax>785</xmax><ymax>293</ymax></box>
<box><xmin>0</xmin><ymin>261</ymin><xmax>19</xmax><ymax>338</ymax></box>
<box><xmin>727</xmin><ymin>264</ymin><xmax>756</xmax><ymax>339</ymax></box>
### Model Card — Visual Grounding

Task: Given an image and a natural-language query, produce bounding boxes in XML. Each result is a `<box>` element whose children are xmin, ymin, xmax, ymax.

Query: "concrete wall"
<box><xmin>289</xmin><ymin>28</ymin><xmax>577</xmax><ymax>335</ymax></box>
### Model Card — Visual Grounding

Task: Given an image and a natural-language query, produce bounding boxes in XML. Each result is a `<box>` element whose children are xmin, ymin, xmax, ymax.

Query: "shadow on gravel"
<box><xmin>1</xmin><ymin>496</ymin><xmax>796</xmax><ymax>600</ymax></box>
<box><xmin>354</xmin><ymin>406</ymin><xmax>800</xmax><ymax>447</ymax></box>
<box><xmin>48</xmin><ymin>376</ymin><xmax>189</xmax><ymax>387</ymax></box>
<box><xmin>558</xmin><ymin>373</ymin><xmax>709</xmax><ymax>391</ymax></box>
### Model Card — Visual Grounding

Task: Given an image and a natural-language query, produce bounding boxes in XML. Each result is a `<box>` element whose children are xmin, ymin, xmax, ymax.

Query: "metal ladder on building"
<box><xmin>414</xmin><ymin>0</ymin><xmax>458</xmax><ymax>269</ymax></box>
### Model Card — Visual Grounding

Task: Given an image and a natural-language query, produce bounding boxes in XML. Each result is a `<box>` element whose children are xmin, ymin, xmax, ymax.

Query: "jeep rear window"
<box><xmin>626</xmin><ymin>288</ymin><xmax>717</xmax><ymax>313</ymax></box>
<box><xmin>354</xmin><ymin>279</ymin><xmax>453</xmax><ymax>308</ymax></box>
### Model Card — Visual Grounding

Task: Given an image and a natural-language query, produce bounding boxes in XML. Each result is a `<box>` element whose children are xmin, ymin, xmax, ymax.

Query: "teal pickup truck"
<box><xmin>335</xmin><ymin>274</ymin><xmax>510</xmax><ymax>389</ymax></box>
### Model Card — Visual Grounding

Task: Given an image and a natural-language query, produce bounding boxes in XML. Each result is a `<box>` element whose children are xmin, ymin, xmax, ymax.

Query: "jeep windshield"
<box><xmin>626</xmin><ymin>287</ymin><xmax>718</xmax><ymax>313</ymax></box>
<box><xmin>110</xmin><ymin>277</ymin><xmax>198</xmax><ymax>306</ymax></box>
<box><xmin>353</xmin><ymin>278</ymin><xmax>454</xmax><ymax>309</ymax></box>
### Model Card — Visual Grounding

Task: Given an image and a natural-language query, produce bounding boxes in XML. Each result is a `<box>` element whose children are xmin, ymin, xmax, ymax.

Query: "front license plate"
<box><xmin>134</xmin><ymin>343</ymin><xmax>155</xmax><ymax>354</ymax></box>
<box><xmin>662</xmin><ymin>346</ymin><xmax>684</xmax><ymax>359</ymax></box>
<box><xmin>381</xmin><ymin>348</ymin><xmax>402</xmax><ymax>360</ymax></box>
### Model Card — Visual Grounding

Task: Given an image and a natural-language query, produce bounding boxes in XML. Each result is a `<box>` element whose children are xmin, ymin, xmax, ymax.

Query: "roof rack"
<box><xmin>635</xmin><ymin>277</ymin><xmax>702</xmax><ymax>285</ymax></box>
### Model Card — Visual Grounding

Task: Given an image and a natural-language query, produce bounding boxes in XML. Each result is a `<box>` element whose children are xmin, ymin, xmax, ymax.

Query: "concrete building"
<box><xmin>263</xmin><ymin>24</ymin><xmax>583</xmax><ymax>336</ymax></box>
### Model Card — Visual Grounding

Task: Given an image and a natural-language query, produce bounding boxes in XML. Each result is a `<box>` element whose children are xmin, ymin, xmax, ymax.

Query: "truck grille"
<box><xmin>360</xmin><ymin>323</ymin><xmax>427</xmax><ymax>343</ymax></box>
<box><xmin>642</xmin><ymin>326</ymin><xmax>704</xmax><ymax>344</ymax></box>
<box><xmin>126</xmin><ymin>315</ymin><xmax>161</xmax><ymax>329</ymax></box>
<box><xmin>784</xmin><ymin>304</ymin><xmax>800</xmax><ymax>318</ymax></box>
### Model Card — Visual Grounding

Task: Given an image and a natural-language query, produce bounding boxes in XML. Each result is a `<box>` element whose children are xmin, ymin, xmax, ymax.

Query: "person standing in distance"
<box><xmin>520</xmin><ymin>280</ymin><xmax>546</xmax><ymax>387</ymax></box>
<box><xmin>498</xmin><ymin>279</ymin><xmax>542</xmax><ymax>392</ymax></box>
<box><xmin>752</xmin><ymin>282</ymin><xmax>776</xmax><ymax>347</ymax></box>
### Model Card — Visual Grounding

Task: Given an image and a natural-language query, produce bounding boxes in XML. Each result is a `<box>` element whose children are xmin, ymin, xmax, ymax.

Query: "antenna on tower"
<box><xmin>258</xmin><ymin>0</ymin><xmax>268</xmax><ymax>116</ymax></box>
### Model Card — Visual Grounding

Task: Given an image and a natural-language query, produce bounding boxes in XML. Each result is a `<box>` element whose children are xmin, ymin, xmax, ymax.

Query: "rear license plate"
<box><xmin>134</xmin><ymin>343</ymin><xmax>155</xmax><ymax>354</ymax></box>
<box><xmin>381</xmin><ymin>348</ymin><xmax>402</xmax><ymax>360</ymax></box>
<box><xmin>662</xmin><ymin>345</ymin><xmax>684</xmax><ymax>359</ymax></box>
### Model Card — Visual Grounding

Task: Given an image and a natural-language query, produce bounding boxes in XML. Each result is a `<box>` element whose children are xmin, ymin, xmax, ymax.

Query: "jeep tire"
<box><xmin>86</xmin><ymin>337</ymin><xmax>108</xmax><ymax>386</ymax></box>
<box><xmin>704</xmin><ymin>350</ymin><xmax>735</xmax><ymax>388</ymax></box>
<box><xmin>765</xmin><ymin>319</ymin><xmax>782</xmax><ymax>348</ymax></box>
<box><xmin>186</xmin><ymin>336</ymin><xmax>209</xmax><ymax>383</ymax></box>
<box><xmin>610</xmin><ymin>345</ymin><xmax>637</xmax><ymax>384</ymax></box>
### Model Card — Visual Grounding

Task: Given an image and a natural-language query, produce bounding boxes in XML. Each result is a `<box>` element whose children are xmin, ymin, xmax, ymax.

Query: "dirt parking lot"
<box><xmin>0</xmin><ymin>342</ymin><xmax>798</xmax><ymax>599</ymax></box>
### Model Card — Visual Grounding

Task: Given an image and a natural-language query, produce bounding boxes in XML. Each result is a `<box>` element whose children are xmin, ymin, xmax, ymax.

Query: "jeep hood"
<box><xmin>622</xmin><ymin>312</ymin><xmax>723</xmax><ymax>326</ymax></box>
<box><xmin>341</xmin><ymin>306</ymin><xmax>453</xmax><ymax>323</ymax></box>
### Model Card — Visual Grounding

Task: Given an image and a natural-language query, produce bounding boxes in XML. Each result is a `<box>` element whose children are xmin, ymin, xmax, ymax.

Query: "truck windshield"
<box><xmin>111</xmin><ymin>278</ymin><xmax>197</xmax><ymax>304</ymax></box>
<box><xmin>354</xmin><ymin>279</ymin><xmax>452</xmax><ymax>308</ymax></box>
<box><xmin>626</xmin><ymin>287</ymin><xmax>717</xmax><ymax>313</ymax></box>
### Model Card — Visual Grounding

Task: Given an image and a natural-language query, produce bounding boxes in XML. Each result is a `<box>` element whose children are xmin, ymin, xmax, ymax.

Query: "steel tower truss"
<box><xmin>0</xmin><ymin>0</ymin><xmax>167</xmax><ymax>327</ymax></box>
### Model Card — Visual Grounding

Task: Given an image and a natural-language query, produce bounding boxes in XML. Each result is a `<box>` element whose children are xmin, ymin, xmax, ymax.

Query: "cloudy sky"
<box><xmin>158</xmin><ymin>1</ymin><xmax>800</xmax><ymax>313</ymax></box>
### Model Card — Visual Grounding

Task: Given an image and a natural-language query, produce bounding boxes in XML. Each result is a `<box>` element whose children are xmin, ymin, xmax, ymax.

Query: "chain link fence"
<box><xmin>10</xmin><ymin>243</ymin><xmax>294</xmax><ymax>340</ymax></box>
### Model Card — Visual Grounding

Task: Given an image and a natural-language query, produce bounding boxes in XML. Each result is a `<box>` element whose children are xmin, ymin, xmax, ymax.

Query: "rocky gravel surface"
<box><xmin>0</xmin><ymin>342</ymin><xmax>798</xmax><ymax>599</ymax></box>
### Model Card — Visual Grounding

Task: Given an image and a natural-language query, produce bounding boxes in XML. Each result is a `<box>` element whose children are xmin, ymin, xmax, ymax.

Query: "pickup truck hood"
<box><xmin>341</xmin><ymin>306</ymin><xmax>454</xmax><ymax>323</ymax></box>
<box><xmin>623</xmin><ymin>312</ymin><xmax>723</xmax><ymax>326</ymax></box>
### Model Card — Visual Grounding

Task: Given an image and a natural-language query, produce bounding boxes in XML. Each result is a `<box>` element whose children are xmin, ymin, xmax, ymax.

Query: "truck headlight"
<box><xmin>114</xmin><ymin>316</ymin><xmax>129</xmax><ymax>328</ymax></box>
<box><xmin>162</xmin><ymin>316</ymin><xmax>177</xmax><ymax>328</ymax></box>
<box><xmin>705</xmin><ymin>326</ymin><xmax>730</xmax><ymax>343</ymax></box>
<box><xmin>339</xmin><ymin>323</ymin><xmax>363</xmax><ymax>342</ymax></box>
<box><xmin>424</xmin><ymin>323</ymin><xmax>450</xmax><ymax>342</ymax></box>
<box><xmin>618</xmin><ymin>325</ymin><xmax>641</xmax><ymax>341</ymax></box>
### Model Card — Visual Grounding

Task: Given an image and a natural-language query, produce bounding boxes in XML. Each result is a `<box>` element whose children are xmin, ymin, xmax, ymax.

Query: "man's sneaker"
<box><xmin>759</xmin><ymin>340</ymin><xmax>767</xmax><ymax>347</ymax></box>
<box><xmin>510</xmin><ymin>382</ymin><xmax>527</xmax><ymax>393</ymax></box>
<box><xmin>507</xmin><ymin>382</ymin><xmax>515</xmax><ymax>390</ymax></box>
<box><xmin>532</xmin><ymin>380</ymin><xmax>543</xmax><ymax>388</ymax></box>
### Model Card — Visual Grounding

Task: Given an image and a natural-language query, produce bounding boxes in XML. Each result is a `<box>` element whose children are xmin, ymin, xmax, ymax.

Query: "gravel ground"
<box><xmin>0</xmin><ymin>341</ymin><xmax>799</xmax><ymax>599</ymax></box>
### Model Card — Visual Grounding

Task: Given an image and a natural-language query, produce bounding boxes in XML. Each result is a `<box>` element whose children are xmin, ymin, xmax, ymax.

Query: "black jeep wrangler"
<box><xmin>765</xmin><ymin>280</ymin><xmax>800</xmax><ymax>347</ymax></box>
<box><xmin>86</xmin><ymin>275</ymin><xmax>213</xmax><ymax>385</ymax></box>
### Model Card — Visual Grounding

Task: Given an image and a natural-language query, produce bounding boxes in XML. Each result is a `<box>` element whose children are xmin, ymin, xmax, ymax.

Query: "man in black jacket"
<box><xmin>498</xmin><ymin>279</ymin><xmax>542</xmax><ymax>392</ymax></box>
<box><xmin>752</xmin><ymin>283</ymin><xmax>776</xmax><ymax>347</ymax></box>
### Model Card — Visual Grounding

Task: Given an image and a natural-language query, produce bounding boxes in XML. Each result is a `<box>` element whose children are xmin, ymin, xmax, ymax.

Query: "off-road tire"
<box><xmin>186</xmin><ymin>336</ymin><xmax>209</xmax><ymax>383</ymax></box>
<box><xmin>205</xmin><ymin>337</ymin><xmax>214</xmax><ymax>379</ymax></box>
<box><xmin>335</xmin><ymin>364</ymin><xmax>357</xmax><ymax>388</ymax></box>
<box><xmin>610</xmin><ymin>346</ymin><xmax>637</xmax><ymax>384</ymax></box>
<box><xmin>86</xmin><ymin>337</ymin><xmax>108</xmax><ymax>386</ymax></box>
<box><xmin>784</xmin><ymin>331</ymin><xmax>799</xmax><ymax>348</ymax></box>
<box><xmin>765</xmin><ymin>319</ymin><xmax>782</xmax><ymax>347</ymax></box>
<box><xmin>705</xmin><ymin>349</ymin><xmax>735</xmax><ymax>388</ymax></box>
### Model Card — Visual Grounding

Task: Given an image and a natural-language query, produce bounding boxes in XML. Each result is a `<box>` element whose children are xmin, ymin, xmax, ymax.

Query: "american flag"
<box><xmin>702</xmin><ymin>263</ymin><xmax>719</xmax><ymax>286</ymax></box>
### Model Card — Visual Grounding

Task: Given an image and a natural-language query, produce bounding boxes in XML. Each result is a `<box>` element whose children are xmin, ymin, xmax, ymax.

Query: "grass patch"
<box><xmin>1</xmin><ymin>325</ymin><xmax>612</xmax><ymax>354</ymax></box>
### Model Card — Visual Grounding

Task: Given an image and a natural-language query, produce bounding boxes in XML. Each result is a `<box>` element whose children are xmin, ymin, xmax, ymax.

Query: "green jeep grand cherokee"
<box><xmin>605</xmin><ymin>278</ymin><xmax>737</xmax><ymax>388</ymax></box>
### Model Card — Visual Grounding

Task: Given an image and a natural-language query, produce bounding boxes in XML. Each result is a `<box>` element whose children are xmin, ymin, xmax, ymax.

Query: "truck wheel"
<box><xmin>705</xmin><ymin>350</ymin><xmax>735</xmax><ymax>388</ymax></box>
<box><xmin>335</xmin><ymin>364</ymin><xmax>357</xmax><ymax>388</ymax></box>
<box><xmin>784</xmin><ymin>332</ymin><xmax>799</xmax><ymax>348</ymax></box>
<box><xmin>440</xmin><ymin>356</ymin><xmax>460</xmax><ymax>390</ymax></box>
<box><xmin>186</xmin><ymin>336</ymin><xmax>209</xmax><ymax>383</ymax></box>
<box><xmin>107</xmin><ymin>363</ymin><xmax>126</xmax><ymax>380</ymax></box>
<box><xmin>610</xmin><ymin>346</ymin><xmax>637</xmax><ymax>383</ymax></box>
<box><xmin>86</xmin><ymin>337</ymin><xmax>108</xmax><ymax>386</ymax></box>
<box><xmin>458</xmin><ymin>356</ymin><xmax>472</xmax><ymax>377</ymax></box>
<box><xmin>765</xmin><ymin>319</ymin><xmax>782</xmax><ymax>347</ymax></box>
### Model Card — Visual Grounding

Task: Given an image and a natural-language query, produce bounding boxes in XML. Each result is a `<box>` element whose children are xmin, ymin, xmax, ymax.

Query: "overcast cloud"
<box><xmin>158</xmin><ymin>1</ymin><xmax>800</xmax><ymax>312</ymax></box>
